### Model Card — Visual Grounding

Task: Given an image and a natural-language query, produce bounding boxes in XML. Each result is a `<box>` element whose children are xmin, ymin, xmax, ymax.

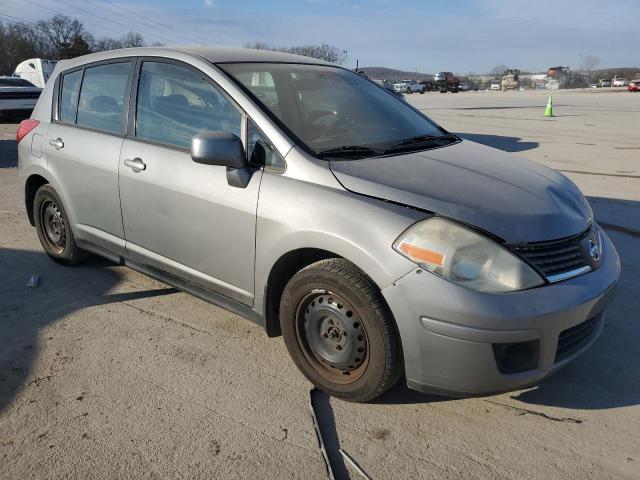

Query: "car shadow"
<box><xmin>1</xmin><ymin>140</ymin><xmax>18</xmax><ymax>168</ymax></box>
<box><xmin>379</xmin><ymin>196</ymin><xmax>640</xmax><ymax>409</ymax></box>
<box><xmin>0</xmin><ymin>248</ymin><xmax>178</xmax><ymax>414</ymax></box>
<box><xmin>456</xmin><ymin>133</ymin><xmax>539</xmax><ymax>152</ymax></box>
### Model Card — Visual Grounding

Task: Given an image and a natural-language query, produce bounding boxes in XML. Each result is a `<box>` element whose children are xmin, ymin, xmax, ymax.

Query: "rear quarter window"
<box><xmin>59</xmin><ymin>70</ymin><xmax>83</xmax><ymax>123</ymax></box>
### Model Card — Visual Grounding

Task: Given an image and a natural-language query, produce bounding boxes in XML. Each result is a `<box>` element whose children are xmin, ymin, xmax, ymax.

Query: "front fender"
<box><xmin>253</xmin><ymin>169</ymin><xmax>426</xmax><ymax>316</ymax></box>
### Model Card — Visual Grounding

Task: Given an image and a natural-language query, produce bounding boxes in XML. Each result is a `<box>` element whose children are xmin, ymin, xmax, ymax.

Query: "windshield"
<box><xmin>221</xmin><ymin>63</ymin><xmax>448</xmax><ymax>157</ymax></box>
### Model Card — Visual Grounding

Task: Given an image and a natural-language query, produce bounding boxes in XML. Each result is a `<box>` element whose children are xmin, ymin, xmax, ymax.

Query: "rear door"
<box><xmin>118</xmin><ymin>59</ymin><xmax>262</xmax><ymax>305</ymax></box>
<box><xmin>46</xmin><ymin>60</ymin><xmax>134</xmax><ymax>255</ymax></box>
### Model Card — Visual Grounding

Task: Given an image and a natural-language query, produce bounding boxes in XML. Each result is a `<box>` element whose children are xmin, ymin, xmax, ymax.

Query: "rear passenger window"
<box><xmin>135</xmin><ymin>62</ymin><xmax>242</xmax><ymax>149</ymax></box>
<box><xmin>59</xmin><ymin>70</ymin><xmax>82</xmax><ymax>123</ymax></box>
<box><xmin>76</xmin><ymin>62</ymin><xmax>131</xmax><ymax>133</ymax></box>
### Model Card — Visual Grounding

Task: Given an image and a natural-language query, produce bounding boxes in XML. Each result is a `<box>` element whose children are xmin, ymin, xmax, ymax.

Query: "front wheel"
<box><xmin>280</xmin><ymin>259</ymin><xmax>403</xmax><ymax>402</ymax></box>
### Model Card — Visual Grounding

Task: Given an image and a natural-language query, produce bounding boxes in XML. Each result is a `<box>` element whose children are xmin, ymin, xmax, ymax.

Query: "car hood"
<box><xmin>329</xmin><ymin>140</ymin><xmax>592</xmax><ymax>243</ymax></box>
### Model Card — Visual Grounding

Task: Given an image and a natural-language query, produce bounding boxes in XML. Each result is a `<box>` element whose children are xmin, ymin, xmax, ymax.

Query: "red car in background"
<box><xmin>629</xmin><ymin>80</ymin><xmax>640</xmax><ymax>92</ymax></box>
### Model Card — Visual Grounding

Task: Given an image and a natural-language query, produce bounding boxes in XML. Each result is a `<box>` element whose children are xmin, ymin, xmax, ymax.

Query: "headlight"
<box><xmin>393</xmin><ymin>217</ymin><xmax>544</xmax><ymax>293</ymax></box>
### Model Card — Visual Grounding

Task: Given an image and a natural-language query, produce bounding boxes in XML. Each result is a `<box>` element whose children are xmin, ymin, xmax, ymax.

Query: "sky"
<box><xmin>2</xmin><ymin>0</ymin><xmax>639</xmax><ymax>73</ymax></box>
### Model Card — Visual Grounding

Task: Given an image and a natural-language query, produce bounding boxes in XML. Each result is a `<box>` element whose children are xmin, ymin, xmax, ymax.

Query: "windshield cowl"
<box><xmin>317</xmin><ymin>134</ymin><xmax>461</xmax><ymax>160</ymax></box>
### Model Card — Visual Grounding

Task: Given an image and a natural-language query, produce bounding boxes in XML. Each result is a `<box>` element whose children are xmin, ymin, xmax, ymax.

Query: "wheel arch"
<box><xmin>261</xmin><ymin>238</ymin><xmax>408</xmax><ymax>339</ymax></box>
<box><xmin>263</xmin><ymin>248</ymin><xmax>338</xmax><ymax>337</ymax></box>
<box><xmin>25</xmin><ymin>174</ymin><xmax>50</xmax><ymax>226</ymax></box>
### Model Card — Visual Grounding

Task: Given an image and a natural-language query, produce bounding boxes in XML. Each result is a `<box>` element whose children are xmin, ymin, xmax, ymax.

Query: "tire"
<box><xmin>280</xmin><ymin>258</ymin><xmax>403</xmax><ymax>402</ymax></box>
<box><xmin>33</xmin><ymin>184</ymin><xmax>89</xmax><ymax>265</ymax></box>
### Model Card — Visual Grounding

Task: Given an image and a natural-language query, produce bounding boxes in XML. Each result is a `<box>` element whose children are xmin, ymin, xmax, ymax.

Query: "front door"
<box><xmin>118</xmin><ymin>60</ymin><xmax>261</xmax><ymax>305</ymax></box>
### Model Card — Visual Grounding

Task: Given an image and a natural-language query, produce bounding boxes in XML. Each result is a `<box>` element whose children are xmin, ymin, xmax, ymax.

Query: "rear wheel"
<box><xmin>34</xmin><ymin>185</ymin><xmax>89</xmax><ymax>265</ymax></box>
<box><xmin>280</xmin><ymin>258</ymin><xmax>403</xmax><ymax>402</ymax></box>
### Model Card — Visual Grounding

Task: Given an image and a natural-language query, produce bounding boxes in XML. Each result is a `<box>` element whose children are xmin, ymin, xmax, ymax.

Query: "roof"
<box><xmin>174</xmin><ymin>46</ymin><xmax>332</xmax><ymax>65</ymax></box>
<box><xmin>52</xmin><ymin>46</ymin><xmax>333</xmax><ymax>69</ymax></box>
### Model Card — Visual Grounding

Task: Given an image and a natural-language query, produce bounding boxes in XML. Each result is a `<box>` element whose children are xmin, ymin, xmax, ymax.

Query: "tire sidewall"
<box><xmin>280</xmin><ymin>267</ymin><xmax>395</xmax><ymax>401</ymax></box>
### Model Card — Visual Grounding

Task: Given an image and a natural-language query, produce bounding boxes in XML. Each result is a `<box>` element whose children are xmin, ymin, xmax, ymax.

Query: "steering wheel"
<box><xmin>307</xmin><ymin>110</ymin><xmax>351</xmax><ymax>140</ymax></box>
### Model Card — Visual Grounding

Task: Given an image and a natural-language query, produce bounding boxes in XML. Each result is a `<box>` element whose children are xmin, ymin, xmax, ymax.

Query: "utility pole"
<box><xmin>578</xmin><ymin>54</ymin><xmax>582</xmax><ymax>74</ymax></box>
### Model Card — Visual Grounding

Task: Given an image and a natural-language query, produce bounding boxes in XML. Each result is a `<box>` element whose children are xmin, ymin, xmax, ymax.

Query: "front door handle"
<box><xmin>49</xmin><ymin>138</ymin><xmax>64</xmax><ymax>150</ymax></box>
<box><xmin>124</xmin><ymin>157</ymin><xmax>146</xmax><ymax>171</ymax></box>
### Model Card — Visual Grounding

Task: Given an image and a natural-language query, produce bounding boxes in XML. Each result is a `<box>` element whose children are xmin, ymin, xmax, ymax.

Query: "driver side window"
<box><xmin>135</xmin><ymin>61</ymin><xmax>241</xmax><ymax>149</ymax></box>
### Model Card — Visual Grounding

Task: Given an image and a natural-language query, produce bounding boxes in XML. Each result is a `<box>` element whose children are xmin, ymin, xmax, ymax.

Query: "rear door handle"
<box><xmin>48</xmin><ymin>138</ymin><xmax>64</xmax><ymax>150</ymax></box>
<box><xmin>124</xmin><ymin>157</ymin><xmax>146</xmax><ymax>171</ymax></box>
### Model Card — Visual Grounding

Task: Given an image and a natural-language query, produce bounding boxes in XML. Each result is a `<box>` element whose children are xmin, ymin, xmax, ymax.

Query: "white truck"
<box><xmin>393</xmin><ymin>79</ymin><xmax>426</xmax><ymax>94</ymax></box>
<box><xmin>12</xmin><ymin>58</ymin><xmax>58</xmax><ymax>88</ymax></box>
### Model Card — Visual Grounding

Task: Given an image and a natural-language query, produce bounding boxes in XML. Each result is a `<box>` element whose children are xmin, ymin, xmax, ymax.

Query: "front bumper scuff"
<box><xmin>381</xmin><ymin>229</ymin><xmax>620</xmax><ymax>397</ymax></box>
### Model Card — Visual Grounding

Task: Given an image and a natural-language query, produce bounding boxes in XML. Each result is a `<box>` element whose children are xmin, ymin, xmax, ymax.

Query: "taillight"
<box><xmin>16</xmin><ymin>119</ymin><xmax>40</xmax><ymax>144</ymax></box>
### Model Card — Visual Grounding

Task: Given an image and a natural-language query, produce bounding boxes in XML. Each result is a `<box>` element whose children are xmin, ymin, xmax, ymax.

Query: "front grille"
<box><xmin>555</xmin><ymin>315</ymin><xmax>601</xmax><ymax>363</ymax></box>
<box><xmin>0</xmin><ymin>91</ymin><xmax>40</xmax><ymax>100</ymax></box>
<box><xmin>508</xmin><ymin>227</ymin><xmax>592</xmax><ymax>280</ymax></box>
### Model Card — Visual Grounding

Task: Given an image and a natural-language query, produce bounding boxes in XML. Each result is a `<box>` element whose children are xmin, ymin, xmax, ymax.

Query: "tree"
<box><xmin>93</xmin><ymin>37</ymin><xmax>124</xmax><ymax>52</ymax></box>
<box><xmin>0</xmin><ymin>15</ymin><xmax>149</xmax><ymax>73</ymax></box>
<box><xmin>245</xmin><ymin>42</ymin><xmax>347</xmax><ymax>65</ymax></box>
<box><xmin>0</xmin><ymin>21</ymin><xmax>55</xmax><ymax>75</ymax></box>
<box><xmin>59</xmin><ymin>35</ymin><xmax>92</xmax><ymax>59</ymax></box>
<box><xmin>491</xmin><ymin>65</ymin><xmax>509</xmax><ymax>76</ymax></box>
<box><xmin>36</xmin><ymin>15</ymin><xmax>90</xmax><ymax>56</ymax></box>
<box><xmin>581</xmin><ymin>55</ymin><xmax>601</xmax><ymax>81</ymax></box>
<box><xmin>93</xmin><ymin>31</ymin><xmax>147</xmax><ymax>52</ymax></box>
<box><xmin>122</xmin><ymin>31</ymin><xmax>145</xmax><ymax>48</ymax></box>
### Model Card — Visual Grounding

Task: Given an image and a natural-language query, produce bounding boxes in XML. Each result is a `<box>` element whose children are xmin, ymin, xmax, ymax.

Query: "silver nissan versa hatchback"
<box><xmin>17</xmin><ymin>47</ymin><xmax>620</xmax><ymax>402</ymax></box>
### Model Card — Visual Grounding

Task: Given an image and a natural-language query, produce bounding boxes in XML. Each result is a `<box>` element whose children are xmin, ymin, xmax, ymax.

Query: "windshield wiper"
<box><xmin>384</xmin><ymin>133</ymin><xmax>459</xmax><ymax>153</ymax></box>
<box><xmin>317</xmin><ymin>145</ymin><xmax>384</xmax><ymax>159</ymax></box>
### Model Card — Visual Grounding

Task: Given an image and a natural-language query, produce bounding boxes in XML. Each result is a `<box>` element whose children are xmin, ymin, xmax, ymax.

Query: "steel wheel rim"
<box><xmin>294</xmin><ymin>290</ymin><xmax>369</xmax><ymax>385</ymax></box>
<box><xmin>40</xmin><ymin>200</ymin><xmax>66</xmax><ymax>254</ymax></box>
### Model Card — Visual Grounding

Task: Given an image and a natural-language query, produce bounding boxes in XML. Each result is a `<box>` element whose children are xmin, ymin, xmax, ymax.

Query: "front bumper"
<box><xmin>382</xmin><ymin>229</ymin><xmax>621</xmax><ymax>397</ymax></box>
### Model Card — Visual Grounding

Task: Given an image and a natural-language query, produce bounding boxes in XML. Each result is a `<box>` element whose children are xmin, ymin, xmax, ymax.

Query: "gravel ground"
<box><xmin>1</xmin><ymin>89</ymin><xmax>639</xmax><ymax>479</ymax></box>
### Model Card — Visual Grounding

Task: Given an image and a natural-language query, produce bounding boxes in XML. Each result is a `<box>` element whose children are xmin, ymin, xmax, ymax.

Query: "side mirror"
<box><xmin>191</xmin><ymin>131</ymin><xmax>247</xmax><ymax>169</ymax></box>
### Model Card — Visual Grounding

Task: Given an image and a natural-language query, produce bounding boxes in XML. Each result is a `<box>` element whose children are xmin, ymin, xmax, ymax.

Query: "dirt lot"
<box><xmin>1</xmin><ymin>89</ymin><xmax>639</xmax><ymax>479</ymax></box>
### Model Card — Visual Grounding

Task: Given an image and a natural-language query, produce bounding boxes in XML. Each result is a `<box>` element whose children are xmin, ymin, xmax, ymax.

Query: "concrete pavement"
<box><xmin>1</xmin><ymin>89</ymin><xmax>638</xmax><ymax>479</ymax></box>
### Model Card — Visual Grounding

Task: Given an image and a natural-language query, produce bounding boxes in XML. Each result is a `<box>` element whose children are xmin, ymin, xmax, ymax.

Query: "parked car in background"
<box><xmin>394</xmin><ymin>79</ymin><xmax>426</xmax><ymax>94</ymax></box>
<box><xmin>407</xmin><ymin>81</ymin><xmax>427</xmax><ymax>94</ymax></box>
<box><xmin>629</xmin><ymin>80</ymin><xmax>640</xmax><ymax>92</ymax></box>
<box><xmin>393</xmin><ymin>80</ymin><xmax>410</xmax><ymax>93</ymax></box>
<box><xmin>612</xmin><ymin>78</ymin><xmax>628</xmax><ymax>87</ymax></box>
<box><xmin>373</xmin><ymin>79</ymin><xmax>405</xmax><ymax>98</ymax></box>
<box><xmin>17</xmin><ymin>46</ymin><xmax>620</xmax><ymax>402</ymax></box>
<box><xmin>598</xmin><ymin>79</ymin><xmax>612</xmax><ymax>88</ymax></box>
<box><xmin>490</xmin><ymin>82</ymin><xmax>501</xmax><ymax>91</ymax></box>
<box><xmin>0</xmin><ymin>77</ymin><xmax>42</xmax><ymax>118</ymax></box>
<box><xmin>459</xmin><ymin>82</ymin><xmax>469</xmax><ymax>91</ymax></box>
<box><xmin>13</xmin><ymin>58</ymin><xmax>57</xmax><ymax>88</ymax></box>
